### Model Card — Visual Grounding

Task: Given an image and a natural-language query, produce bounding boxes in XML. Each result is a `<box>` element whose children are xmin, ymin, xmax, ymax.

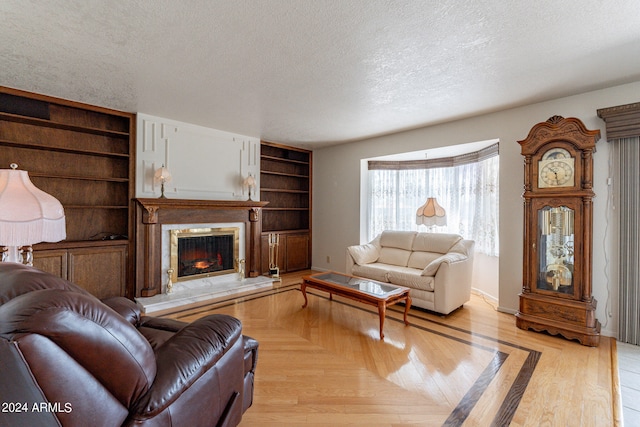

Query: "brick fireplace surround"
<box><xmin>133</xmin><ymin>198</ymin><xmax>269</xmax><ymax>298</ymax></box>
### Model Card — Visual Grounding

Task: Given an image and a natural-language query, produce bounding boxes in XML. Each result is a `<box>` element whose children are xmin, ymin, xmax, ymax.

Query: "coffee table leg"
<box><xmin>403</xmin><ymin>294</ymin><xmax>412</xmax><ymax>326</ymax></box>
<box><xmin>378</xmin><ymin>302</ymin><xmax>386</xmax><ymax>339</ymax></box>
<box><xmin>301</xmin><ymin>282</ymin><xmax>309</xmax><ymax>308</ymax></box>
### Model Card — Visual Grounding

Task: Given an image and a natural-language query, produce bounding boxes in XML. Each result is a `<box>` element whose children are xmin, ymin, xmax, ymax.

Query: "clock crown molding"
<box><xmin>518</xmin><ymin>116</ymin><xmax>601</xmax><ymax>156</ymax></box>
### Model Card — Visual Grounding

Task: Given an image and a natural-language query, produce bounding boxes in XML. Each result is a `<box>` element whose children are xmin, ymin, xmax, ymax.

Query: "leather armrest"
<box><xmin>102</xmin><ymin>296</ymin><xmax>142</xmax><ymax>326</ymax></box>
<box><xmin>243</xmin><ymin>335</ymin><xmax>259</xmax><ymax>374</ymax></box>
<box><xmin>131</xmin><ymin>314</ymin><xmax>242</xmax><ymax>416</ymax></box>
<box><xmin>139</xmin><ymin>316</ymin><xmax>187</xmax><ymax>333</ymax></box>
<box><xmin>138</xmin><ymin>317</ymin><xmax>189</xmax><ymax>349</ymax></box>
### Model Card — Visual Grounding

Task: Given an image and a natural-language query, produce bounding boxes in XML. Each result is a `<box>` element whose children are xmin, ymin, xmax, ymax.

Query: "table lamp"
<box><xmin>243</xmin><ymin>174</ymin><xmax>256</xmax><ymax>201</ymax></box>
<box><xmin>154</xmin><ymin>164</ymin><xmax>172</xmax><ymax>199</ymax></box>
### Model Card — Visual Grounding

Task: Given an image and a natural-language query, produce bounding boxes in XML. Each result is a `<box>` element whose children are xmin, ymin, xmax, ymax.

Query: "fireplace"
<box><xmin>170</xmin><ymin>227</ymin><xmax>240</xmax><ymax>282</ymax></box>
<box><xmin>134</xmin><ymin>198</ymin><xmax>269</xmax><ymax>298</ymax></box>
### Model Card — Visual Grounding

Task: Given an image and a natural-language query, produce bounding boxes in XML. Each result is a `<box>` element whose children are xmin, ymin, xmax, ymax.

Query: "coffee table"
<box><xmin>301</xmin><ymin>271</ymin><xmax>412</xmax><ymax>339</ymax></box>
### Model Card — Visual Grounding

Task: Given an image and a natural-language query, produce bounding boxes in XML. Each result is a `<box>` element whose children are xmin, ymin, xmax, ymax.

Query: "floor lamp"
<box><xmin>0</xmin><ymin>164</ymin><xmax>66</xmax><ymax>265</ymax></box>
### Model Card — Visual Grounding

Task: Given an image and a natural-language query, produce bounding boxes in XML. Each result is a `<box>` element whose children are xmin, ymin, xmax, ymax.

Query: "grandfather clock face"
<box><xmin>537</xmin><ymin>148</ymin><xmax>575</xmax><ymax>189</ymax></box>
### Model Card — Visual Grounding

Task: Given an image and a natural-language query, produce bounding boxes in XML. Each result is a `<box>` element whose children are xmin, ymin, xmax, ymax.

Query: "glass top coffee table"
<box><xmin>301</xmin><ymin>272</ymin><xmax>412</xmax><ymax>339</ymax></box>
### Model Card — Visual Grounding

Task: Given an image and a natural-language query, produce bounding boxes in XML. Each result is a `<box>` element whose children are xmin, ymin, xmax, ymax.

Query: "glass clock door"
<box><xmin>536</xmin><ymin>205</ymin><xmax>575</xmax><ymax>295</ymax></box>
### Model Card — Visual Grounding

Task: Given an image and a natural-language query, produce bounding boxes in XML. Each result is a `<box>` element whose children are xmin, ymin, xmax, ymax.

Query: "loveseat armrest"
<box><xmin>431</xmin><ymin>240</ymin><xmax>475</xmax><ymax>315</ymax></box>
<box><xmin>421</xmin><ymin>252</ymin><xmax>469</xmax><ymax>276</ymax></box>
<box><xmin>130</xmin><ymin>314</ymin><xmax>243</xmax><ymax>419</ymax></box>
<box><xmin>346</xmin><ymin>236</ymin><xmax>382</xmax><ymax>274</ymax></box>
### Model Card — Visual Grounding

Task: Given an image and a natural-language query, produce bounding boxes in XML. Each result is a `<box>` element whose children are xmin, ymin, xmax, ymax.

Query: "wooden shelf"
<box><xmin>36</xmin><ymin>239</ymin><xmax>129</xmax><ymax>250</ymax></box>
<box><xmin>29</xmin><ymin>172</ymin><xmax>129</xmax><ymax>182</ymax></box>
<box><xmin>261</xmin><ymin>154</ymin><xmax>310</xmax><ymax>165</ymax></box>
<box><xmin>261</xmin><ymin>188</ymin><xmax>309</xmax><ymax>194</ymax></box>
<box><xmin>0</xmin><ymin>138</ymin><xmax>130</xmax><ymax>158</ymax></box>
<box><xmin>1</xmin><ymin>86</ymin><xmax>135</xmax><ymax>299</ymax></box>
<box><xmin>264</xmin><ymin>207</ymin><xmax>309</xmax><ymax>211</ymax></box>
<box><xmin>261</xmin><ymin>170</ymin><xmax>309</xmax><ymax>179</ymax></box>
<box><xmin>0</xmin><ymin>111</ymin><xmax>130</xmax><ymax>138</ymax></box>
<box><xmin>260</xmin><ymin>141</ymin><xmax>312</xmax><ymax>273</ymax></box>
<box><xmin>64</xmin><ymin>205</ymin><xmax>129</xmax><ymax>209</ymax></box>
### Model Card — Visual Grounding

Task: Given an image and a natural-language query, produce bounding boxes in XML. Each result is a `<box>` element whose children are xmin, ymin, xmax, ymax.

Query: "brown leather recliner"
<box><xmin>0</xmin><ymin>263</ymin><xmax>258</xmax><ymax>427</ymax></box>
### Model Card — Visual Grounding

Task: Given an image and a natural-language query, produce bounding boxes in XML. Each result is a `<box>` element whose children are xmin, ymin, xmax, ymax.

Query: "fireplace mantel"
<box><xmin>133</xmin><ymin>198</ymin><xmax>269</xmax><ymax>297</ymax></box>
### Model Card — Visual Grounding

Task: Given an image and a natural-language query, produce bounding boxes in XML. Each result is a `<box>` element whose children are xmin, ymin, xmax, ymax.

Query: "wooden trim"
<box><xmin>597</xmin><ymin>102</ymin><xmax>640</xmax><ymax>140</ymax></box>
<box><xmin>611</xmin><ymin>340</ymin><xmax>623</xmax><ymax>426</ymax></box>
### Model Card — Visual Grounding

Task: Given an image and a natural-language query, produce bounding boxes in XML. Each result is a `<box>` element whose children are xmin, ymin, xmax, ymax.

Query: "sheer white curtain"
<box><xmin>367</xmin><ymin>152</ymin><xmax>499</xmax><ymax>256</ymax></box>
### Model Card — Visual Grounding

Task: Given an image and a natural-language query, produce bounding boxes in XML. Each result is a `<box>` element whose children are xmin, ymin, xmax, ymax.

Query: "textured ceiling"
<box><xmin>1</xmin><ymin>0</ymin><xmax>640</xmax><ymax>149</ymax></box>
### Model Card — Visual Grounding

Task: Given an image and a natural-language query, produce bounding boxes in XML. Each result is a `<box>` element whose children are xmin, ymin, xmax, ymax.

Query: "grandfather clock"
<box><xmin>515</xmin><ymin>115</ymin><xmax>601</xmax><ymax>346</ymax></box>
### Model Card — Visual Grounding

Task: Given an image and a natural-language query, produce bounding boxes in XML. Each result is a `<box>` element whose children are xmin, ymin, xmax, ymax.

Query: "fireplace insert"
<box><xmin>170</xmin><ymin>227</ymin><xmax>240</xmax><ymax>282</ymax></box>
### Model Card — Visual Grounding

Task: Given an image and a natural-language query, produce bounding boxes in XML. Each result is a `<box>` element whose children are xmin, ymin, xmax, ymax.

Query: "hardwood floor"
<box><xmin>163</xmin><ymin>271</ymin><xmax>620</xmax><ymax>426</ymax></box>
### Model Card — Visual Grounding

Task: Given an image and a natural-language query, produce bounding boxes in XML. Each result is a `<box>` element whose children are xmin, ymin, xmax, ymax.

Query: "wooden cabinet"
<box><xmin>516</xmin><ymin>116</ymin><xmax>601</xmax><ymax>346</ymax></box>
<box><xmin>260</xmin><ymin>232</ymin><xmax>310</xmax><ymax>274</ymax></box>
<box><xmin>260</xmin><ymin>141</ymin><xmax>312</xmax><ymax>273</ymax></box>
<box><xmin>34</xmin><ymin>243</ymin><xmax>128</xmax><ymax>299</ymax></box>
<box><xmin>0</xmin><ymin>86</ymin><xmax>134</xmax><ymax>298</ymax></box>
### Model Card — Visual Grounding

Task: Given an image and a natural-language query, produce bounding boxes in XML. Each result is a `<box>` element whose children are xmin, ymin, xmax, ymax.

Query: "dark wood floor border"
<box><xmin>492</xmin><ymin>350</ymin><xmax>541</xmax><ymax>426</ymax></box>
<box><xmin>443</xmin><ymin>352</ymin><xmax>510</xmax><ymax>426</ymax></box>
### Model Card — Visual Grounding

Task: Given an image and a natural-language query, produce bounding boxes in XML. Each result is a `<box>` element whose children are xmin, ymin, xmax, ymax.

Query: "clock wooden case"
<box><xmin>516</xmin><ymin>115</ymin><xmax>601</xmax><ymax>347</ymax></box>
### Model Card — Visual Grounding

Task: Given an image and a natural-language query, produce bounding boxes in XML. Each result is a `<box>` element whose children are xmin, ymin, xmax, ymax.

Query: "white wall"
<box><xmin>312</xmin><ymin>81</ymin><xmax>640</xmax><ymax>338</ymax></box>
<box><xmin>135</xmin><ymin>113</ymin><xmax>261</xmax><ymax>200</ymax></box>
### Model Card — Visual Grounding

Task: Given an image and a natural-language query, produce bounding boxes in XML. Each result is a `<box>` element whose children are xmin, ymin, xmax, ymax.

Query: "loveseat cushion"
<box><xmin>412</xmin><ymin>232</ymin><xmax>462</xmax><ymax>253</ymax></box>
<box><xmin>378</xmin><ymin>247</ymin><xmax>411</xmax><ymax>267</ymax></box>
<box><xmin>407</xmin><ymin>251</ymin><xmax>442</xmax><ymax>269</ymax></box>
<box><xmin>379</xmin><ymin>230</ymin><xmax>416</xmax><ymax>250</ymax></box>
<box><xmin>386</xmin><ymin>266</ymin><xmax>435</xmax><ymax>291</ymax></box>
<box><xmin>350</xmin><ymin>263</ymin><xmax>391</xmax><ymax>283</ymax></box>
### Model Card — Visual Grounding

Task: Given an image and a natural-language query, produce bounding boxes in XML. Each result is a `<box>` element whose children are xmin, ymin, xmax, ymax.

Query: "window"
<box><xmin>367</xmin><ymin>143</ymin><xmax>499</xmax><ymax>256</ymax></box>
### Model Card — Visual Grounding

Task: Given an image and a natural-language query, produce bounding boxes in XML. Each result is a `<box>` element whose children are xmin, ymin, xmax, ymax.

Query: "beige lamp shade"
<box><xmin>243</xmin><ymin>174</ymin><xmax>256</xmax><ymax>189</ymax></box>
<box><xmin>416</xmin><ymin>197</ymin><xmax>447</xmax><ymax>227</ymax></box>
<box><xmin>154</xmin><ymin>165</ymin><xmax>172</xmax><ymax>183</ymax></box>
<box><xmin>243</xmin><ymin>174</ymin><xmax>257</xmax><ymax>201</ymax></box>
<box><xmin>0</xmin><ymin>165</ymin><xmax>66</xmax><ymax>246</ymax></box>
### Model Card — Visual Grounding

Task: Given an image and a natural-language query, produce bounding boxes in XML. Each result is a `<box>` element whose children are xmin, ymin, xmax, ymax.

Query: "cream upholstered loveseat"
<box><xmin>346</xmin><ymin>231</ymin><xmax>475</xmax><ymax>315</ymax></box>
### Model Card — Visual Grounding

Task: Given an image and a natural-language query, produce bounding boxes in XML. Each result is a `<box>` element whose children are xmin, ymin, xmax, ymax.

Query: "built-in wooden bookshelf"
<box><xmin>260</xmin><ymin>141</ymin><xmax>312</xmax><ymax>273</ymax></box>
<box><xmin>0</xmin><ymin>86</ymin><xmax>135</xmax><ymax>299</ymax></box>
